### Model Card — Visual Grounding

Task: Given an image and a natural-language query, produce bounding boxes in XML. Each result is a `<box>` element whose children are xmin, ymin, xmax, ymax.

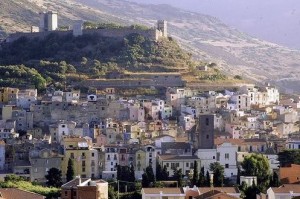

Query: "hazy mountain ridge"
<box><xmin>1</xmin><ymin>0</ymin><xmax>300</xmax><ymax>92</ymax></box>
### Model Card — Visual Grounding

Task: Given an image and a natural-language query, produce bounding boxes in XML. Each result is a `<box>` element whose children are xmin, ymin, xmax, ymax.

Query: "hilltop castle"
<box><xmin>5</xmin><ymin>11</ymin><xmax>168</xmax><ymax>43</ymax></box>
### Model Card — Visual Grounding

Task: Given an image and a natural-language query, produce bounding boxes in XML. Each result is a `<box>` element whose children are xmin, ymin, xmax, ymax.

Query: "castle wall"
<box><xmin>5</xmin><ymin>27</ymin><xmax>163</xmax><ymax>43</ymax></box>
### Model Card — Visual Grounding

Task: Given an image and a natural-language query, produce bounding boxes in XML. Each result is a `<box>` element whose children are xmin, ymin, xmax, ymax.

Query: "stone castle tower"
<box><xmin>39</xmin><ymin>11</ymin><xmax>58</xmax><ymax>32</ymax></box>
<box><xmin>157</xmin><ymin>20</ymin><xmax>167</xmax><ymax>37</ymax></box>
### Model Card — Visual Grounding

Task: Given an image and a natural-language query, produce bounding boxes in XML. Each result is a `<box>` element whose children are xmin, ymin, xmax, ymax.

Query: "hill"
<box><xmin>0</xmin><ymin>29</ymin><xmax>198</xmax><ymax>90</ymax></box>
<box><xmin>1</xmin><ymin>0</ymin><xmax>300</xmax><ymax>92</ymax></box>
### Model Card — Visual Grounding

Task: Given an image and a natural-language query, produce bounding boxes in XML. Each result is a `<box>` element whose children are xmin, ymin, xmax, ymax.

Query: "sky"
<box><xmin>128</xmin><ymin>0</ymin><xmax>300</xmax><ymax>49</ymax></box>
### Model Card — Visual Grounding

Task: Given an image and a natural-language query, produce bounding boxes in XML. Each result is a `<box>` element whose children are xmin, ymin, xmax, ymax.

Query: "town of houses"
<box><xmin>1</xmin><ymin>83</ymin><xmax>300</xmax><ymax>198</ymax></box>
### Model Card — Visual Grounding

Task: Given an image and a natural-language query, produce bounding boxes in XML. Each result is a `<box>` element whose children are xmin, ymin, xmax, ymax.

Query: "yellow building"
<box><xmin>0</xmin><ymin>87</ymin><xmax>19</xmax><ymax>103</ymax></box>
<box><xmin>61</xmin><ymin>137</ymin><xmax>99</xmax><ymax>180</ymax></box>
<box><xmin>1</xmin><ymin>105</ymin><xmax>13</xmax><ymax>120</ymax></box>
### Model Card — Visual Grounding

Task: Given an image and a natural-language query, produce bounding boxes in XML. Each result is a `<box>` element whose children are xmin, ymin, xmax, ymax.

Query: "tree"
<box><xmin>142</xmin><ymin>172</ymin><xmax>150</xmax><ymax>187</ymax></box>
<box><xmin>243</xmin><ymin>182</ymin><xmax>260</xmax><ymax>199</ymax></box>
<box><xmin>173</xmin><ymin>168</ymin><xmax>183</xmax><ymax>187</ymax></box>
<box><xmin>198</xmin><ymin>167</ymin><xmax>205</xmax><ymax>186</ymax></box>
<box><xmin>117</xmin><ymin>165</ymin><xmax>122</xmax><ymax>181</ymax></box>
<box><xmin>192</xmin><ymin>161</ymin><xmax>199</xmax><ymax>186</ymax></box>
<box><xmin>241</xmin><ymin>154</ymin><xmax>271</xmax><ymax>192</ymax></box>
<box><xmin>278</xmin><ymin>150</ymin><xmax>300</xmax><ymax>167</ymax></box>
<box><xmin>162</xmin><ymin>165</ymin><xmax>169</xmax><ymax>180</ymax></box>
<box><xmin>209</xmin><ymin>162</ymin><xmax>224</xmax><ymax>187</ymax></box>
<box><xmin>129</xmin><ymin>165</ymin><xmax>135</xmax><ymax>182</ymax></box>
<box><xmin>81</xmin><ymin>57</ymin><xmax>88</xmax><ymax>66</ymax></box>
<box><xmin>270</xmin><ymin>171</ymin><xmax>280</xmax><ymax>187</ymax></box>
<box><xmin>66</xmin><ymin>158</ymin><xmax>75</xmax><ymax>182</ymax></box>
<box><xmin>108</xmin><ymin>186</ymin><xmax>118</xmax><ymax>199</ymax></box>
<box><xmin>156</xmin><ymin>163</ymin><xmax>162</xmax><ymax>181</ymax></box>
<box><xmin>145</xmin><ymin>165</ymin><xmax>155</xmax><ymax>184</ymax></box>
<box><xmin>213</xmin><ymin>167</ymin><xmax>223</xmax><ymax>187</ymax></box>
<box><xmin>45</xmin><ymin>168</ymin><xmax>63</xmax><ymax>187</ymax></box>
<box><xmin>237</xmin><ymin>166</ymin><xmax>241</xmax><ymax>185</ymax></box>
<box><xmin>205</xmin><ymin>170</ymin><xmax>211</xmax><ymax>186</ymax></box>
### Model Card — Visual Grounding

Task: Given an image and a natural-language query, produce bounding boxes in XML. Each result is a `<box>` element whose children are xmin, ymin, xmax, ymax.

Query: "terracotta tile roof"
<box><xmin>271</xmin><ymin>184</ymin><xmax>300</xmax><ymax>193</ymax></box>
<box><xmin>142</xmin><ymin>188</ymin><xmax>184</xmax><ymax>194</ymax></box>
<box><xmin>0</xmin><ymin>188</ymin><xmax>45</xmax><ymax>199</ymax></box>
<box><xmin>195</xmin><ymin>190</ymin><xmax>239</xmax><ymax>199</ymax></box>
<box><xmin>159</xmin><ymin>155</ymin><xmax>199</xmax><ymax>160</ymax></box>
<box><xmin>214</xmin><ymin>138</ymin><xmax>266</xmax><ymax>146</ymax></box>
<box><xmin>198</xmin><ymin>187</ymin><xmax>240</xmax><ymax>194</ymax></box>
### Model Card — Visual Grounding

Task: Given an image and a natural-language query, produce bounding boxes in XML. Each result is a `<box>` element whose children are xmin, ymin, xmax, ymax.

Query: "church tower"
<box><xmin>197</xmin><ymin>114</ymin><xmax>215</xmax><ymax>149</ymax></box>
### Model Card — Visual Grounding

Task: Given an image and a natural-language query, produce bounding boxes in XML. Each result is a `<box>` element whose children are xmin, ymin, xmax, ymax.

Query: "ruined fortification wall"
<box><xmin>6</xmin><ymin>27</ymin><xmax>161</xmax><ymax>43</ymax></box>
<box><xmin>83</xmin><ymin>28</ymin><xmax>158</xmax><ymax>41</ymax></box>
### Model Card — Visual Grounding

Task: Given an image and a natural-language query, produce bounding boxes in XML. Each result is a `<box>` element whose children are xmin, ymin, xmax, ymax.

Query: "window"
<box><xmin>82</xmin><ymin>167</ymin><xmax>85</xmax><ymax>172</ymax></box>
<box><xmin>225</xmin><ymin>153</ymin><xmax>229</xmax><ymax>159</ymax></box>
<box><xmin>206</xmin><ymin>134</ymin><xmax>209</xmax><ymax>139</ymax></box>
<box><xmin>171</xmin><ymin>163</ymin><xmax>175</xmax><ymax>169</ymax></box>
<box><xmin>65</xmin><ymin>191</ymin><xmax>68</xmax><ymax>196</ymax></box>
<box><xmin>206</xmin><ymin>118</ymin><xmax>209</xmax><ymax>125</ymax></box>
<box><xmin>186</xmin><ymin>162</ymin><xmax>189</xmax><ymax>167</ymax></box>
<box><xmin>166</xmin><ymin>163</ymin><xmax>169</xmax><ymax>167</ymax></box>
<box><xmin>225</xmin><ymin>164</ymin><xmax>229</xmax><ymax>168</ymax></box>
<box><xmin>82</xmin><ymin>161</ymin><xmax>86</xmax><ymax>166</ymax></box>
<box><xmin>92</xmin><ymin>153</ymin><xmax>94</xmax><ymax>157</ymax></box>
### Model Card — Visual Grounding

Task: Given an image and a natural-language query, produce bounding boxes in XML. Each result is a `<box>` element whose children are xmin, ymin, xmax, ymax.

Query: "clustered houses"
<box><xmin>0</xmin><ymin>82</ymin><xmax>299</xmax><ymax>187</ymax></box>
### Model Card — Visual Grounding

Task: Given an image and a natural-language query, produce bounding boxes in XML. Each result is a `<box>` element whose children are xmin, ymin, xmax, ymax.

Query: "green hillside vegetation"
<box><xmin>0</xmin><ymin>175</ymin><xmax>60</xmax><ymax>199</ymax></box>
<box><xmin>0</xmin><ymin>65</ymin><xmax>46</xmax><ymax>90</ymax></box>
<box><xmin>0</xmin><ymin>27</ymin><xmax>198</xmax><ymax>90</ymax></box>
<box><xmin>0</xmin><ymin>31</ymin><xmax>192</xmax><ymax>70</ymax></box>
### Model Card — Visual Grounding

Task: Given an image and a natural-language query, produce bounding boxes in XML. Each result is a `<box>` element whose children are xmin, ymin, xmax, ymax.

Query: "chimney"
<box><xmin>76</xmin><ymin>175</ymin><xmax>81</xmax><ymax>185</ymax></box>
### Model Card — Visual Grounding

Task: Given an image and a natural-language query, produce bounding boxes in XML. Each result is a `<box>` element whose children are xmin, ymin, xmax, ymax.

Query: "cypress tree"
<box><xmin>66</xmin><ymin>158</ymin><xmax>75</xmax><ymax>182</ymax></box>
<box><xmin>156</xmin><ymin>163</ymin><xmax>162</xmax><ymax>181</ymax></box>
<box><xmin>129</xmin><ymin>165</ymin><xmax>136</xmax><ymax>182</ymax></box>
<box><xmin>205</xmin><ymin>170</ymin><xmax>211</xmax><ymax>186</ymax></box>
<box><xmin>192</xmin><ymin>161</ymin><xmax>199</xmax><ymax>186</ymax></box>
<box><xmin>162</xmin><ymin>165</ymin><xmax>169</xmax><ymax>180</ymax></box>
<box><xmin>198</xmin><ymin>166</ymin><xmax>205</xmax><ymax>186</ymax></box>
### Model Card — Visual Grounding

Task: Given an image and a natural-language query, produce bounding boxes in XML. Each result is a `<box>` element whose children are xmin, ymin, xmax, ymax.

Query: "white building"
<box><xmin>217</xmin><ymin>143</ymin><xmax>238</xmax><ymax>178</ymax></box>
<box><xmin>17</xmin><ymin>89</ymin><xmax>37</xmax><ymax>109</ymax></box>
<box><xmin>196</xmin><ymin>149</ymin><xmax>217</xmax><ymax>173</ymax></box>
<box><xmin>240</xmin><ymin>176</ymin><xmax>257</xmax><ymax>186</ymax></box>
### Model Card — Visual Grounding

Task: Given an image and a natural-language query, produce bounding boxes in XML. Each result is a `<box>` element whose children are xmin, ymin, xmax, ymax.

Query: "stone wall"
<box><xmin>77</xmin><ymin>76</ymin><xmax>185</xmax><ymax>89</ymax></box>
<box><xmin>5</xmin><ymin>27</ymin><xmax>162</xmax><ymax>43</ymax></box>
